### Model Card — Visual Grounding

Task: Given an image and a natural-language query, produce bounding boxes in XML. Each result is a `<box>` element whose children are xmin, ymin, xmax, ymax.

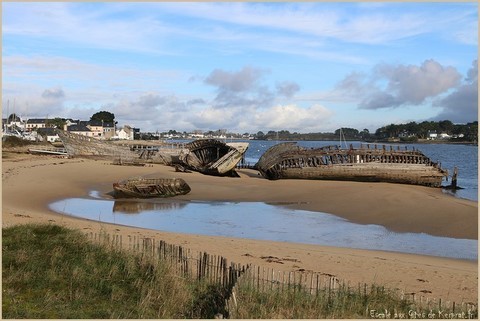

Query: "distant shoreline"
<box><xmin>161</xmin><ymin>137</ymin><xmax>477</xmax><ymax>145</ymax></box>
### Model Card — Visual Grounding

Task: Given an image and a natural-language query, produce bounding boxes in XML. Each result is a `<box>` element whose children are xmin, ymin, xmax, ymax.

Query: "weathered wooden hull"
<box><xmin>256</xmin><ymin>142</ymin><xmax>449</xmax><ymax>187</ymax></box>
<box><xmin>57</xmin><ymin>129</ymin><xmax>137</xmax><ymax>158</ymax></box>
<box><xmin>57</xmin><ymin>131</ymin><xmax>249</xmax><ymax>176</ymax></box>
<box><xmin>113</xmin><ymin>177</ymin><xmax>191</xmax><ymax>198</ymax></box>
<box><xmin>57</xmin><ymin>130</ymin><xmax>185</xmax><ymax>165</ymax></box>
<box><xmin>275</xmin><ymin>163</ymin><xmax>445</xmax><ymax>186</ymax></box>
<box><xmin>179</xmin><ymin>139</ymin><xmax>249</xmax><ymax>176</ymax></box>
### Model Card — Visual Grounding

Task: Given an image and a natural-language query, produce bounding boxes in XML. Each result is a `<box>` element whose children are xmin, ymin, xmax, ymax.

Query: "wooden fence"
<box><xmin>85</xmin><ymin>232</ymin><xmax>245</xmax><ymax>292</ymax></box>
<box><xmin>84</xmin><ymin>231</ymin><xmax>477</xmax><ymax>318</ymax></box>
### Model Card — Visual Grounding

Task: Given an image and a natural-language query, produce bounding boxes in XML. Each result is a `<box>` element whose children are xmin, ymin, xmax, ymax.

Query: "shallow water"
<box><xmin>50</xmin><ymin>195</ymin><xmax>477</xmax><ymax>261</ymax></box>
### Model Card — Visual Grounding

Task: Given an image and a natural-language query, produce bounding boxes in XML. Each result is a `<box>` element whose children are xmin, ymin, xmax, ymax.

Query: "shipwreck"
<box><xmin>56</xmin><ymin>130</ymin><xmax>248</xmax><ymax>177</ymax></box>
<box><xmin>113</xmin><ymin>177</ymin><xmax>191</xmax><ymax>198</ymax></box>
<box><xmin>255</xmin><ymin>142</ymin><xmax>449</xmax><ymax>187</ymax></box>
<box><xmin>178</xmin><ymin>139</ymin><xmax>249</xmax><ymax>177</ymax></box>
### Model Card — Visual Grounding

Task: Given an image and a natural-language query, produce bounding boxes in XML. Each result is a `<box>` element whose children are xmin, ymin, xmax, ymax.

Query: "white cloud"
<box><xmin>276</xmin><ymin>81</ymin><xmax>300</xmax><ymax>98</ymax></box>
<box><xmin>432</xmin><ymin>60</ymin><xmax>478</xmax><ymax>123</ymax></box>
<box><xmin>4</xmin><ymin>2</ymin><xmax>475</xmax><ymax>68</ymax></box>
<box><xmin>329</xmin><ymin>59</ymin><xmax>462</xmax><ymax>110</ymax></box>
<box><xmin>253</xmin><ymin>104</ymin><xmax>334</xmax><ymax>132</ymax></box>
<box><xmin>155</xmin><ymin>2</ymin><xmax>477</xmax><ymax>45</ymax></box>
<box><xmin>2</xmin><ymin>3</ymin><xmax>174</xmax><ymax>55</ymax></box>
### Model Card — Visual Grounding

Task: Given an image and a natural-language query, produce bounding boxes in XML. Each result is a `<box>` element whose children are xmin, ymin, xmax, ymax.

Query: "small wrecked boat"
<box><xmin>178</xmin><ymin>139</ymin><xmax>249</xmax><ymax>176</ymax></box>
<box><xmin>113</xmin><ymin>177</ymin><xmax>191</xmax><ymax>198</ymax></box>
<box><xmin>256</xmin><ymin>142</ymin><xmax>450</xmax><ymax>187</ymax></box>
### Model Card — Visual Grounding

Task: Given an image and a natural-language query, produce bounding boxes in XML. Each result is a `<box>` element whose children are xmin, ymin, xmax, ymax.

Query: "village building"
<box><xmin>66</xmin><ymin>124</ymin><xmax>94</xmax><ymax>137</ymax></box>
<box><xmin>37</xmin><ymin>127</ymin><xmax>60</xmax><ymax>143</ymax></box>
<box><xmin>116</xmin><ymin>125</ymin><xmax>135</xmax><ymax>140</ymax></box>
<box><xmin>61</xmin><ymin>120</ymin><xmax>116</xmax><ymax>140</ymax></box>
<box><xmin>25</xmin><ymin>118</ymin><xmax>47</xmax><ymax>131</ymax></box>
<box><xmin>102</xmin><ymin>122</ymin><xmax>116</xmax><ymax>140</ymax></box>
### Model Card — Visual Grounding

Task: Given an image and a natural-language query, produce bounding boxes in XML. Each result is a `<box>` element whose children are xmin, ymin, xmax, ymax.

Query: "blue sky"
<box><xmin>2</xmin><ymin>2</ymin><xmax>478</xmax><ymax>133</ymax></box>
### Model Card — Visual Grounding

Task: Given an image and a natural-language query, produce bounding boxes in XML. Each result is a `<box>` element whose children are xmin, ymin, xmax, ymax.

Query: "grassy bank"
<box><xmin>3</xmin><ymin>224</ymin><xmax>477</xmax><ymax>319</ymax></box>
<box><xmin>2</xmin><ymin>224</ymin><xmax>226</xmax><ymax>318</ymax></box>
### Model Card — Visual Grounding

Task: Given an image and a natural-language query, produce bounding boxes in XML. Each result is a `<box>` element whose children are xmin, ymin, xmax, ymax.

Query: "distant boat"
<box><xmin>256</xmin><ymin>142</ymin><xmax>449</xmax><ymax>187</ymax></box>
<box><xmin>113</xmin><ymin>177</ymin><xmax>191</xmax><ymax>198</ymax></box>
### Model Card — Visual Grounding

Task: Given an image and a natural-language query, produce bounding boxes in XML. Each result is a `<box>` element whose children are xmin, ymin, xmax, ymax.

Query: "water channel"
<box><xmin>50</xmin><ymin>192</ymin><xmax>477</xmax><ymax>261</ymax></box>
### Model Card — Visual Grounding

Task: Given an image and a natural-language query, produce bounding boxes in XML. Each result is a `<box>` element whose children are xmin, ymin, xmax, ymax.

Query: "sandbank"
<box><xmin>2</xmin><ymin>152</ymin><xmax>478</xmax><ymax>303</ymax></box>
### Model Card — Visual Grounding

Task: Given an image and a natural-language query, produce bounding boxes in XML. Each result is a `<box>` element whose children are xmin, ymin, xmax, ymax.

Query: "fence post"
<box><xmin>257</xmin><ymin>266</ymin><xmax>261</xmax><ymax>291</ymax></box>
<box><xmin>310</xmin><ymin>272</ymin><xmax>314</xmax><ymax>295</ymax></box>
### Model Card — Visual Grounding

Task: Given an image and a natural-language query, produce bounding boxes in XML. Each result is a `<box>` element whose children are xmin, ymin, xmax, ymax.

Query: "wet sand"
<box><xmin>2</xmin><ymin>152</ymin><xmax>478</xmax><ymax>303</ymax></box>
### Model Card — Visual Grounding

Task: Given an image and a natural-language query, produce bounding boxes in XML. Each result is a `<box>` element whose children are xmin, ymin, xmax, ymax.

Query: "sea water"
<box><xmin>50</xmin><ymin>197</ymin><xmax>477</xmax><ymax>260</ymax></box>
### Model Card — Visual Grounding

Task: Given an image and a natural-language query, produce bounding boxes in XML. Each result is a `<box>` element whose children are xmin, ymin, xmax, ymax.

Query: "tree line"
<box><xmin>254</xmin><ymin>120</ymin><xmax>478</xmax><ymax>143</ymax></box>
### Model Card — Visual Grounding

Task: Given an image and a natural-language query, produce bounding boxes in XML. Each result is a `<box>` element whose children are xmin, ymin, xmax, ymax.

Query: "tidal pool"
<box><xmin>50</xmin><ymin>194</ymin><xmax>477</xmax><ymax>260</ymax></box>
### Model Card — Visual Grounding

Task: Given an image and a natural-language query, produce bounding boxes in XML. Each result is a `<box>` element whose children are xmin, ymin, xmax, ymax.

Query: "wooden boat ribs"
<box><xmin>256</xmin><ymin>142</ymin><xmax>449</xmax><ymax>187</ymax></box>
<box><xmin>57</xmin><ymin>131</ymin><xmax>248</xmax><ymax>177</ymax></box>
<box><xmin>179</xmin><ymin>139</ymin><xmax>249</xmax><ymax>176</ymax></box>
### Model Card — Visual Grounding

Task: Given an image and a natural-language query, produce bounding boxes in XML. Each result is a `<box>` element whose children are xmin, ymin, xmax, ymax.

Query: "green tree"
<box><xmin>438</xmin><ymin>120</ymin><xmax>454</xmax><ymax>133</ymax></box>
<box><xmin>335</xmin><ymin>128</ymin><xmax>359</xmax><ymax>138</ymax></box>
<box><xmin>46</xmin><ymin>117</ymin><xmax>66</xmax><ymax>129</ymax></box>
<box><xmin>90</xmin><ymin>111</ymin><xmax>115</xmax><ymax>123</ymax></box>
<box><xmin>465</xmin><ymin>121</ymin><xmax>478</xmax><ymax>142</ymax></box>
<box><xmin>359</xmin><ymin>128</ymin><xmax>370</xmax><ymax>139</ymax></box>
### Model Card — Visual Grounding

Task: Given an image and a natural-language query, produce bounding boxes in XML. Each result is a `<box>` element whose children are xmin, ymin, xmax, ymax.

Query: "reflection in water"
<box><xmin>113</xmin><ymin>200</ymin><xmax>187</xmax><ymax>214</ymax></box>
<box><xmin>50</xmin><ymin>197</ymin><xmax>477</xmax><ymax>261</ymax></box>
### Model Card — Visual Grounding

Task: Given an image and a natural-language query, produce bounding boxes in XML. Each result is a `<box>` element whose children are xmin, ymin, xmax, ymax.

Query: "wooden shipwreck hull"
<box><xmin>57</xmin><ymin>130</ymin><xmax>182</xmax><ymax>165</ymax></box>
<box><xmin>113</xmin><ymin>177</ymin><xmax>191</xmax><ymax>198</ymax></box>
<box><xmin>256</xmin><ymin>142</ymin><xmax>449</xmax><ymax>187</ymax></box>
<box><xmin>178</xmin><ymin>139</ymin><xmax>249</xmax><ymax>176</ymax></box>
<box><xmin>57</xmin><ymin>130</ymin><xmax>249</xmax><ymax>176</ymax></box>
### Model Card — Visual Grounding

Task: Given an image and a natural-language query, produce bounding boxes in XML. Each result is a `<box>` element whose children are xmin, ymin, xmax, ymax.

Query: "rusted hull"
<box><xmin>113</xmin><ymin>178</ymin><xmax>191</xmax><ymax>198</ymax></box>
<box><xmin>256</xmin><ymin>142</ymin><xmax>449</xmax><ymax>187</ymax></box>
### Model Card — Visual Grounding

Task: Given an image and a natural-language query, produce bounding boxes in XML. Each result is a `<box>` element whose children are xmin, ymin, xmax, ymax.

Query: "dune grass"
<box><xmin>229</xmin><ymin>282</ymin><xmax>412</xmax><ymax>318</ymax></box>
<box><xmin>2</xmin><ymin>224</ymin><xmax>226</xmax><ymax>319</ymax></box>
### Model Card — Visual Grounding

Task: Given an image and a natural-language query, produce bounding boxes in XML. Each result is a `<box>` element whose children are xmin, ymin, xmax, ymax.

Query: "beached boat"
<box><xmin>178</xmin><ymin>139</ymin><xmax>249</xmax><ymax>176</ymax></box>
<box><xmin>113</xmin><ymin>177</ymin><xmax>191</xmax><ymax>198</ymax></box>
<box><xmin>256</xmin><ymin>142</ymin><xmax>449</xmax><ymax>187</ymax></box>
<box><xmin>56</xmin><ymin>130</ymin><xmax>184</xmax><ymax>164</ymax></box>
<box><xmin>57</xmin><ymin>130</ymin><xmax>249</xmax><ymax>176</ymax></box>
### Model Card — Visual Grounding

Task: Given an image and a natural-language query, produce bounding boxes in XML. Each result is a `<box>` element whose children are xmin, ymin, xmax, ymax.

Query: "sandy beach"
<box><xmin>2</xmin><ymin>151</ymin><xmax>478</xmax><ymax>303</ymax></box>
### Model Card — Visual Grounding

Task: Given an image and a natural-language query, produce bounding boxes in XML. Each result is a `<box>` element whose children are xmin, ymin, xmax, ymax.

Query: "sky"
<box><xmin>2</xmin><ymin>2</ymin><xmax>478</xmax><ymax>134</ymax></box>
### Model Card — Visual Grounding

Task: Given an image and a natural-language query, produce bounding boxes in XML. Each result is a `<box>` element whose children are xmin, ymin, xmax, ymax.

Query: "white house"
<box><xmin>25</xmin><ymin>118</ymin><xmax>47</xmax><ymax>131</ymax></box>
<box><xmin>117</xmin><ymin>125</ymin><xmax>134</xmax><ymax>140</ymax></box>
<box><xmin>37</xmin><ymin>128</ymin><xmax>60</xmax><ymax>143</ymax></box>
